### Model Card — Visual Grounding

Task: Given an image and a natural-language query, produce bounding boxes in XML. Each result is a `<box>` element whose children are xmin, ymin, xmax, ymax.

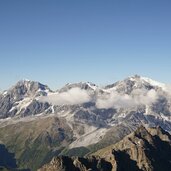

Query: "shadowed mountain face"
<box><xmin>112</xmin><ymin>150</ymin><xmax>142</xmax><ymax>171</ymax></box>
<box><xmin>39</xmin><ymin>126</ymin><xmax>171</xmax><ymax>171</ymax></box>
<box><xmin>0</xmin><ymin>144</ymin><xmax>17</xmax><ymax>169</ymax></box>
<box><xmin>0</xmin><ymin>144</ymin><xmax>30</xmax><ymax>171</ymax></box>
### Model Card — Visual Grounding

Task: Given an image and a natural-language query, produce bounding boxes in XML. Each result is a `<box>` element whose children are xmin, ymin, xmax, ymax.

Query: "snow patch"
<box><xmin>160</xmin><ymin>114</ymin><xmax>171</xmax><ymax>122</ymax></box>
<box><xmin>3</xmin><ymin>91</ymin><xmax>7</xmax><ymax>96</ymax></box>
<box><xmin>118</xmin><ymin>113</ymin><xmax>127</xmax><ymax>118</ymax></box>
<box><xmin>14</xmin><ymin>97</ymin><xmax>33</xmax><ymax>115</ymax></box>
<box><xmin>86</xmin><ymin>82</ymin><xmax>98</xmax><ymax>91</ymax></box>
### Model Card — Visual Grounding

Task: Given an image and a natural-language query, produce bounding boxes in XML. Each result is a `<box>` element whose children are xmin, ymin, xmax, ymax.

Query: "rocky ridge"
<box><xmin>38</xmin><ymin>126</ymin><xmax>171</xmax><ymax>171</ymax></box>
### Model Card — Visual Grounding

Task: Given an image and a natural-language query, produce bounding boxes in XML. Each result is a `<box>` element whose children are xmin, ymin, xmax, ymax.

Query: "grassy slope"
<box><xmin>0</xmin><ymin>116</ymin><xmax>74</xmax><ymax>171</ymax></box>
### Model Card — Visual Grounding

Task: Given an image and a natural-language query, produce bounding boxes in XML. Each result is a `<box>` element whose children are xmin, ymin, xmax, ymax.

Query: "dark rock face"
<box><xmin>113</xmin><ymin>150</ymin><xmax>142</xmax><ymax>171</ymax></box>
<box><xmin>0</xmin><ymin>94</ymin><xmax>13</xmax><ymax>118</ymax></box>
<box><xmin>38</xmin><ymin>156</ymin><xmax>112</xmax><ymax>171</ymax></box>
<box><xmin>20</xmin><ymin>100</ymin><xmax>50</xmax><ymax>117</ymax></box>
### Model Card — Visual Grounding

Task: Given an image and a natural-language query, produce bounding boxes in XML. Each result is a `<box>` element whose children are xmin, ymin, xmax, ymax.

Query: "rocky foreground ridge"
<box><xmin>38</xmin><ymin>126</ymin><xmax>171</xmax><ymax>171</ymax></box>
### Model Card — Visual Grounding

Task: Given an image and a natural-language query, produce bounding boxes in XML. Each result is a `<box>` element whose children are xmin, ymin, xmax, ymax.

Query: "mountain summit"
<box><xmin>0</xmin><ymin>80</ymin><xmax>51</xmax><ymax>118</ymax></box>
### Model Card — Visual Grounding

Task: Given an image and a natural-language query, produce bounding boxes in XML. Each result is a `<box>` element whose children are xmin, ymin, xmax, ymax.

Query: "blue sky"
<box><xmin>0</xmin><ymin>0</ymin><xmax>171</xmax><ymax>90</ymax></box>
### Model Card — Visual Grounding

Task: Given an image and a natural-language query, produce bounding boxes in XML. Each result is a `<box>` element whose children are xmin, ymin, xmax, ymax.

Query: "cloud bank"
<box><xmin>40</xmin><ymin>88</ymin><xmax>91</xmax><ymax>105</ymax></box>
<box><xmin>165</xmin><ymin>84</ymin><xmax>171</xmax><ymax>96</ymax></box>
<box><xmin>40</xmin><ymin>87</ymin><xmax>159</xmax><ymax>109</ymax></box>
<box><xmin>96</xmin><ymin>89</ymin><xmax>158</xmax><ymax>109</ymax></box>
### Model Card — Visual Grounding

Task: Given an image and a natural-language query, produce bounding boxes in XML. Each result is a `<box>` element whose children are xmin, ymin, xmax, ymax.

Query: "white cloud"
<box><xmin>132</xmin><ymin>89</ymin><xmax>158</xmax><ymax>105</ymax></box>
<box><xmin>40</xmin><ymin>88</ymin><xmax>91</xmax><ymax>105</ymax></box>
<box><xmin>40</xmin><ymin>87</ymin><xmax>159</xmax><ymax>109</ymax></box>
<box><xmin>96</xmin><ymin>92</ymin><xmax>134</xmax><ymax>109</ymax></box>
<box><xmin>165</xmin><ymin>84</ymin><xmax>171</xmax><ymax>96</ymax></box>
<box><xmin>96</xmin><ymin>89</ymin><xmax>158</xmax><ymax>109</ymax></box>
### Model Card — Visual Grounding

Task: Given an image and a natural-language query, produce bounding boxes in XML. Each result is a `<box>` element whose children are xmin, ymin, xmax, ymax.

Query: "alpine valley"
<box><xmin>0</xmin><ymin>75</ymin><xmax>171</xmax><ymax>171</ymax></box>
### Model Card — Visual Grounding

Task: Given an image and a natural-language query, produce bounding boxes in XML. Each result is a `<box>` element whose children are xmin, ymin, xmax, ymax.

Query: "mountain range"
<box><xmin>0</xmin><ymin>75</ymin><xmax>171</xmax><ymax>170</ymax></box>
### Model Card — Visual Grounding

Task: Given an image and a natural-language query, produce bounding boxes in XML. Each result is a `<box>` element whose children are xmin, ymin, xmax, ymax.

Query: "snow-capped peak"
<box><xmin>141</xmin><ymin>76</ymin><xmax>166</xmax><ymax>89</ymax></box>
<box><xmin>85</xmin><ymin>82</ymin><xmax>98</xmax><ymax>90</ymax></box>
<box><xmin>128</xmin><ymin>74</ymin><xmax>141</xmax><ymax>81</ymax></box>
<box><xmin>58</xmin><ymin>82</ymin><xmax>98</xmax><ymax>93</ymax></box>
<box><xmin>22</xmin><ymin>78</ymin><xmax>31</xmax><ymax>82</ymax></box>
<box><xmin>104</xmin><ymin>75</ymin><xmax>167</xmax><ymax>95</ymax></box>
<box><xmin>3</xmin><ymin>80</ymin><xmax>52</xmax><ymax>100</ymax></box>
<box><xmin>128</xmin><ymin>75</ymin><xmax>166</xmax><ymax>89</ymax></box>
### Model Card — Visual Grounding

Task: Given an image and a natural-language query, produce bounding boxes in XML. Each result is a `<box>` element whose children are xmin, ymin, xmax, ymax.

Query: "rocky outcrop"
<box><xmin>38</xmin><ymin>156</ymin><xmax>112</xmax><ymax>171</ymax></box>
<box><xmin>95</xmin><ymin>126</ymin><xmax>171</xmax><ymax>171</ymax></box>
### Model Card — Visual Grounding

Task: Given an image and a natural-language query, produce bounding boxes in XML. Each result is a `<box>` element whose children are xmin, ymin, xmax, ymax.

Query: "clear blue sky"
<box><xmin>0</xmin><ymin>0</ymin><xmax>171</xmax><ymax>90</ymax></box>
